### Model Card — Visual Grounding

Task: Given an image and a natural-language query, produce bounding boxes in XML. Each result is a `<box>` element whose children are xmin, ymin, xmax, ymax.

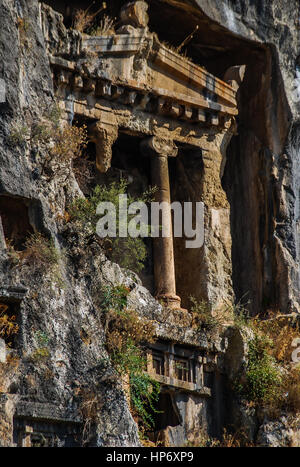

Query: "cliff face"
<box><xmin>194</xmin><ymin>0</ymin><xmax>300</xmax><ymax>314</ymax></box>
<box><xmin>153</xmin><ymin>0</ymin><xmax>300</xmax><ymax>314</ymax></box>
<box><xmin>0</xmin><ymin>0</ymin><xmax>299</xmax><ymax>448</ymax></box>
<box><xmin>0</xmin><ymin>0</ymin><xmax>140</xmax><ymax>447</ymax></box>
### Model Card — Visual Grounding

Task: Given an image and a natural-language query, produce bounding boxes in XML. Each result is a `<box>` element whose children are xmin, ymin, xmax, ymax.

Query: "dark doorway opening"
<box><xmin>0</xmin><ymin>196</ymin><xmax>34</xmax><ymax>251</ymax></box>
<box><xmin>148</xmin><ymin>392</ymin><xmax>181</xmax><ymax>446</ymax></box>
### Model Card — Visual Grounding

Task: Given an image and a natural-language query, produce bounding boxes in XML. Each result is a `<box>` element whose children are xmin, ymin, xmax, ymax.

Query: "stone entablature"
<box><xmin>42</xmin><ymin>0</ymin><xmax>238</xmax><ymax>129</ymax></box>
<box><xmin>147</xmin><ymin>341</ymin><xmax>216</xmax><ymax>397</ymax></box>
<box><xmin>79</xmin><ymin>34</ymin><xmax>237</xmax><ymax>120</ymax></box>
<box><xmin>49</xmin><ymin>39</ymin><xmax>236</xmax><ymax>128</ymax></box>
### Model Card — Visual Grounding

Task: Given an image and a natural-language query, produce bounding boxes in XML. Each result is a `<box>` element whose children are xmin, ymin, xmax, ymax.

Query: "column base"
<box><xmin>157</xmin><ymin>293</ymin><xmax>182</xmax><ymax>310</ymax></box>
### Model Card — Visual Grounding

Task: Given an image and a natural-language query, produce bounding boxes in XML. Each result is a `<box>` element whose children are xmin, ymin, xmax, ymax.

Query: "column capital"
<box><xmin>140</xmin><ymin>136</ymin><xmax>178</xmax><ymax>158</ymax></box>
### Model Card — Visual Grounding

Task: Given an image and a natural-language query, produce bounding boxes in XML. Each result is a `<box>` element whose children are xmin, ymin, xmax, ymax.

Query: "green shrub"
<box><xmin>69</xmin><ymin>180</ymin><xmax>155</xmax><ymax>273</ymax></box>
<box><xmin>47</xmin><ymin>105</ymin><xmax>62</xmax><ymax>128</ymax></box>
<box><xmin>31</xmin><ymin>122</ymin><xmax>53</xmax><ymax>145</ymax></box>
<box><xmin>100</xmin><ymin>284</ymin><xmax>130</xmax><ymax>313</ymax></box>
<box><xmin>30</xmin><ymin>330</ymin><xmax>50</xmax><ymax>362</ymax></box>
<box><xmin>232</xmin><ymin>301</ymin><xmax>251</xmax><ymax>329</ymax></box>
<box><xmin>130</xmin><ymin>372</ymin><xmax>161</xmax><ymax>429</ymax></box>
<box><xmin>237</xmin><ymin>334</ymin><xmax>282</xmax><ymax>405</ymax></box>
<box><xmin>35</xmin><ymin>330</ymin><xmax>49</xmax><ymax>347</ymax></box>
<box><xmin>30</xmin><ymin>347</ymin><xmax>50</xmax><ymax>362</ymax></box>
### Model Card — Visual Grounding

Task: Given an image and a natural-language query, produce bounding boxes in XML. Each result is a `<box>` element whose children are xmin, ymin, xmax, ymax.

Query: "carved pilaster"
<box><xmin>88</xmin><ymin>121</ymin><xmax>118</xmax><ymax>173</ymax></box>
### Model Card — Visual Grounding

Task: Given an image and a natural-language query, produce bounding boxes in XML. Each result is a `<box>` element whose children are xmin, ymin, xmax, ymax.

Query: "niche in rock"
<box><xmin>0</xmin><ymin>196</ymin><xmax>35</xmax><ymax>251</ymax></box>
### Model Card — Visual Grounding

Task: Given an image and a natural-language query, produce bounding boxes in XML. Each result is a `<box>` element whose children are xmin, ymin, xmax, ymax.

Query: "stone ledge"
<box><xmin>15</xmin><ymin>401</ymin><xmax>82</xmax><ymax>424</ymax></box>
<box><xmin>149</xmin><ymin>373</ymin><xmax>211</xmax><ymax>397</ymax></box>
<box><xmin>82</xmin><ymin>33</ymin><xmax>146</xmax><ymax>54</ymax></box>
<box><xmin>0</xmin><ymin>285</ymin><xmax>28</xmax><ymax>302</ymax></box>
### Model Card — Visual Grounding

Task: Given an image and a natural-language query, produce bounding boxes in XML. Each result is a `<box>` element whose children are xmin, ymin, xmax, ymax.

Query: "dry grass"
<box><xmin>17</xmin><ymin>17</ymin><xmax>32</xmax><ymax>47</ymax></box>
<box><xmin>0</xmin><ymin>304</ymin><xmax>19</xmax><ymax>343</ymax></box>
<box><xmin>73</xmin><ymin>9</ymin><xmax>95</xmax><ymax>33</ymax></box>
<box><xmin>282</xmin><ymin>366</ymin><xmax>300</xmax><ymax>413</ymax></box>
<box><xmin>104</xmin><ymin>308</ymin><xmax>155</xmax><ymax>354</ymax></box>
<box><xmin>187</xmin><ymin>427</ymin><xmax>254</xmax><ymax>447</ymax></box>
<box><xmin>90</xmin><ymin>15</ymin><xmax>115</xmax><ymax>36</ymax></box>
<box><xmin>51</xmin><ymin>125</ymin><xmax>87</xmax><ymax>162</ymax></box>
<box><xmin>0</xmin><ymin>356</ymin><xmax>20</xmax><ymax>392</ymax></box>
<box><xmin>79</xmin><ymin>388</ymin><xmax>103</xmax><ymax>444</ymax></box>
<box><xmin>253</xmin><ymin>312</ymin><xmax>300</xmax><ymax>363</ymax></box>
<box><xmin>73</xmin><ymin>2</ymin><xmax>108</xmax><ymax>34</ymax></box>
<box><xmin>72</xmin><ymin>154</ymin><xmax>95</xmax><ymax>194</ymax></box>
<box><xmin>40</xmin><ymin>123</ymin><xmax>88</xmax><ymax>180</ymax></box>
<box><xmin>20</xmin><ymin>233</ymin><xmax>60</xmax><ymax>272</ymax></box>
<box><xmin>190</xmin><ymin>297</ymin><xmax>233</xmax><ymax>336</ymax></box>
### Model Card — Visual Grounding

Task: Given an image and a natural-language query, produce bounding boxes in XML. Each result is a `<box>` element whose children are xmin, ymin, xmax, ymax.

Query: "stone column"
<box><xmin>141</xmin><ymin>137</ymin><xmax>181</xmax><ymax>309</ymax></box>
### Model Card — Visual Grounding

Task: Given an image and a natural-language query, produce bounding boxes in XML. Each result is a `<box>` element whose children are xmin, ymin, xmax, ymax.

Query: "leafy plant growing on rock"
<box><xmin>69</xmin><ymin>180</ymin><xmax>155</xmax><ymax>273</ymax></box>
<box><xmin>30</xmin><ymin>330</ymin><xmax>50</xmax><ymax>362</ymax></box>
<box><xmin>100</xmin><ymin>284</ymin><xmax>160</xmax><ymax>429</ymax></box>
<box><xmin>233</xmin><ymin>310</ymin><xmax>300</xmax><ymax>417</ymax></box>
<box><xmin>8</xmin><ymin>232</ymin><xmax>64</xmax><ymax>288</ymax></box>
<box><xmin>40</xmin><ymin>123</ymin><xmax>88</xmax><ymax>178</ymax></box>
<box><xmin>8</xmin><ymin>123</ymin><xmax>29</xmax><ymax>146</ymax></box>
<box><xmin>239</xmin><ymin>334</ymin><xmax>282</xmax><ymax>405</ymax></box>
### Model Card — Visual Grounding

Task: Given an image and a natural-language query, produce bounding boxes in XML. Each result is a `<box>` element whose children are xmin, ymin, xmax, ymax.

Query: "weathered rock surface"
<box><xmin>0</xmin><ymin>0</ymin><xmax>300</xmax><ymax>448</ymax></box>
<box><xmin>0</xmin><ymin>0</ymin><xmax>140</xmax><ymax>447</ymax></box>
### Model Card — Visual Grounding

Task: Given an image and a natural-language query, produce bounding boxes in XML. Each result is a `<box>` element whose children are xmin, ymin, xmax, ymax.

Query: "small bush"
<box><xmin>17</xmin><ymin>17</ymin><xmax>32</xmax><ymax>47</ymax></box>
<box><xmin>130</xmin><ymin>373</ymin><xmax>161</xmax><ymax>430</ymax></box>
<box><xmin>101</xmin><ymin>286</ymin><xmax>155</xmax><ymax>372</ymax></box>
<box><xmin>90</xmin><ymin>15</ymin><xmax>115</xmax><ymax>36</ymax></box>
<box><xmin>40</xmin><ymin>123</ymin><xmax>88</xmax><ymax>176</ymax></box>
<box><xmin>73</xmin><ymin>3</ymin><xmax>108</xmax><ymax>34</ymax></box>
<box><xmin>232</xmin><ymin>301</ymin><xmax>251</xmax><ymax>328</ymax></box>
<box><xmin>21</xmin><ymin>233</ymin><xmax>60</xmax><ymax>273</ymax></box>
<box><xmin>79</xmin><ymin>387</ymin><xmax>103</xmax><ymax>444</ymax></box>
<box><xmin>190</xmin><ymin>297</ymin><xmax>231</xmax><ymax>334</ymax></box>
<box><xmin>283</xmin><ymin>366</ymin><xmax>300</xmax><ymax>413</ymax></box>
<box><xmin>69</xmin><ymin>180</ymin><xmax>155</xmax><ymax>273</ymax></box>
<box><xmin>30</xmin><ymin>330</ymin><xmax>50</xmax><ymax>362</ymax></box>
<box><xmin>31</xmin><ymin>122</ymin><xmax>53</xmax><ymax>145</ymax></box>
<box><xmin>30</xmin><ymin>347</ymin><xmax>50</xmax><ymax>362</ymax></box>
<box><xmin>255</xmin><ymin>314</ymin><xmax>300</xmax><ymax>363</ymax></box>
<box><xmin>240</xmin><ymin>334</ymin><xmax>282</xmax><ymax>405</ymax></box>
<box><xmin>52</xmin><ymin>125</ymin><xmax>87</xmax><ymax>162</ymax></box>
<box><xmin>47</xmin><ymin>105</ymin><xmax>62</xmax><ymax>128</ymax></box>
